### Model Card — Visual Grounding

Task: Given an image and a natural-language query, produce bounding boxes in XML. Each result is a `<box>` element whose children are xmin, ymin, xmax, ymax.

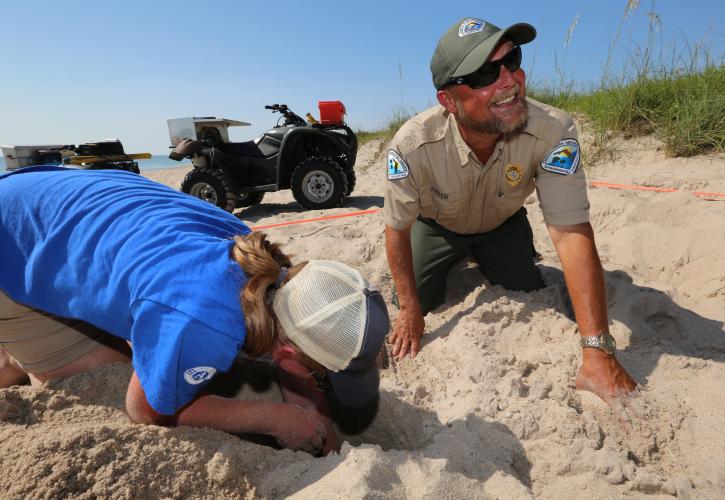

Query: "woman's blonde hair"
<box><xmin>230</xmin><ymin>232</ymin><xmax>306</xmax><ymax>357</ymax></box>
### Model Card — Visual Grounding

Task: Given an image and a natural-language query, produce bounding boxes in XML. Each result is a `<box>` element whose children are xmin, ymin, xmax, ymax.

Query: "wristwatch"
<box><xmin>580</xmin><ymin>332</ymin><xmax>616</xmax><ymax>355</ymax></box>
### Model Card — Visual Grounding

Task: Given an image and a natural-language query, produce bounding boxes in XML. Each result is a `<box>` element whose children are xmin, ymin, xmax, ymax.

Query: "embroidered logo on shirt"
<box><xmin>388</xmin><ymin>150</ymin><xmax>409</xmax><ymax>180</ymax></box>
<box><xmin>504</xmin><ymin>163</ymin><xmax>524</xmax><ymax>186</ymax></box>
<box><xmin>183</xmin><ymin>366</ymin><xmax>217</xmax><ymax>385</ymax></box>
<box><xmin>459</xmin><ymin>18</ymin><xmax>486</xmax><ymax>37</ymax></box>
<box><xmin>541</xmin><ymin>139</ymin><xmax>580</xmax><ymax>175</ymax></box>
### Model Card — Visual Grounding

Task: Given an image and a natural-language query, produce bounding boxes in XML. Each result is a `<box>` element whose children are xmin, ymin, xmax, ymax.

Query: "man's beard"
<box><xmin>455</xmin><ymin>95</ymin><xmax>528</xmax><ymax>135</ymax></box>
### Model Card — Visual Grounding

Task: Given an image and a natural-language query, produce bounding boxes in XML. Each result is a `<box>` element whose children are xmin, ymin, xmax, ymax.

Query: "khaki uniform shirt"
<box><xmin>383</xmin><ymin>98</ymin><xmax>590</xmax><ymax>234</ymax></box>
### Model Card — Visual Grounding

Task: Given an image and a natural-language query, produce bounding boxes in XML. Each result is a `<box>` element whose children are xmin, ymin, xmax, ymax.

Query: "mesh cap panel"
<box><xmin>272</xmin><ymin>260</ymin><xmax>370</xmax><ymax>371</ymax></box>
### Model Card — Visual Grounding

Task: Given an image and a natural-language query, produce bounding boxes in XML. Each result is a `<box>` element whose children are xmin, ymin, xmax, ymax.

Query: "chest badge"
<box><xmin>504</xmin><ymin>163</ymin><xmax>524</xmax><ymax>187</ymax></box>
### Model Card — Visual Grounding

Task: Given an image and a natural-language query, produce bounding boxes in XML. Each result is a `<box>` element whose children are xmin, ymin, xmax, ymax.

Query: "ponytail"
<box><xmin>230</xmin><ymin>232</ymin><xmax>305</xmax><ymax>356</ymax></box>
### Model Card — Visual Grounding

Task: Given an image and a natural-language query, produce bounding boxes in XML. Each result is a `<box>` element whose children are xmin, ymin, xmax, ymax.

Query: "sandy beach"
<box><xmin>1</xmin><ymin>133</ymin><xmax>724</xmax><ymax>499</ymax></box>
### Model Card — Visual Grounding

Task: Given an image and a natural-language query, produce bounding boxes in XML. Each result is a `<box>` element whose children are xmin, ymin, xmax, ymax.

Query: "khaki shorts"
<box><xmin>0</xmin><ymin>290</ymin><xmax>108</xmax><ymax>373</ymax></box>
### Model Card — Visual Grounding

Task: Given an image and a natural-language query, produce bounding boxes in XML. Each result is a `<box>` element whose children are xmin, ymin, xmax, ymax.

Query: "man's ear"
<box><xmin>437</xmin><ymin>89</ymin><xmax>458</xmax><ymax>114</ymax></box>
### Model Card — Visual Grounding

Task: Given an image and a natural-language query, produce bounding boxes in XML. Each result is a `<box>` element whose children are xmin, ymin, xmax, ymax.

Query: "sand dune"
<box><xmin>1</xmin><ymin>134</ymin><xmax>723</xmax><ymax>499</ymax></box>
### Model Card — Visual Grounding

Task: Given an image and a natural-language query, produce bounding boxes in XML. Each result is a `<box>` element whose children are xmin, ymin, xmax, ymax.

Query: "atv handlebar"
<box><xmin>265</xmin><ymin>103</ymin><xmax>306</xmax><ymax>127</ymax></box>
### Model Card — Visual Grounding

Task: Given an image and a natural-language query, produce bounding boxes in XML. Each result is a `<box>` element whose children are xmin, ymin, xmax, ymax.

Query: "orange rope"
<box><xmin>589</xmin><ymin>181</ymin><xmax>725</xmax><ymax>198</ymax></box>
<box><xmin>251</xmin><ymin>208</ymin><xmax>381</xmax><ymax>230</ymax></box>
<box><xmin>250</xmin><ymin>181</ymin><xmax>724</xmax><ymax>230</ymax></box>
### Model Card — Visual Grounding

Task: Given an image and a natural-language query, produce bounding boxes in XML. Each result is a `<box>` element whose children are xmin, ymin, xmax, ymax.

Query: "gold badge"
<box><xmin>504</xmin><ymin>163</ymin><xmax>523</xmax><ymax>187</ymax></box>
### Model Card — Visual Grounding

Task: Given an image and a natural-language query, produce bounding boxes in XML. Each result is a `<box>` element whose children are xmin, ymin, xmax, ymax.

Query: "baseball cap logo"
<box><xmin>183</xmin><ymin>366</ymin><xmax>217</xmax><ymax>385</ymax></box>
<box><xmin>459</xmin><ymin>18</ymin><xmax>486</xmax><ymax>37</ymax></box>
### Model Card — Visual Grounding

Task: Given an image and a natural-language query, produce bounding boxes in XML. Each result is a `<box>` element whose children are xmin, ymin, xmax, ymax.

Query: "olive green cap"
<box><xmin>430</xmin><ymin>18</ymin><xmax>536</xmax><ymax>89</ymax></box>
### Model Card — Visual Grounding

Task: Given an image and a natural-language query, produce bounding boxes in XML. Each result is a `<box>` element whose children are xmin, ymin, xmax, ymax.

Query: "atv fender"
<box><xmin>277</xmin><ymin>128</ymin><xmax>349</xmax><ymax>188</ymax></box>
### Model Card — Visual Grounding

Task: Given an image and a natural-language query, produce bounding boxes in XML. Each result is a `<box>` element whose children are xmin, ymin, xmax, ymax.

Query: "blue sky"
<box><xmin>1</xmin><ymin>0</ymin><xmax>722</xmax><ymax>154</ymax></box>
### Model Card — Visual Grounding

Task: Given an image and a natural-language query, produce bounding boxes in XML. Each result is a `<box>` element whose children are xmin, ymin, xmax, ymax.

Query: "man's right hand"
<box><xmin>270</xmin><ymin>403</ymin><xmax>327</xmax><ymax>455</ymax></box>
<box><xmin>389</xmin><ymin>307</ymin><xmax>425</xmax><ymax>360</ymax></box>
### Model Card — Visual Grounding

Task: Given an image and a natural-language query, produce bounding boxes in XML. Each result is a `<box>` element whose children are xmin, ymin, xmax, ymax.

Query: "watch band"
<box><xmin>580</xmin><ymin>336</ymin><xmax>602</xmax><ymax>349</ymax></box>
<box><xmin>580</xmin><ymin>333</ymin><xmax>616</xmax><ymax>355</ymax></box>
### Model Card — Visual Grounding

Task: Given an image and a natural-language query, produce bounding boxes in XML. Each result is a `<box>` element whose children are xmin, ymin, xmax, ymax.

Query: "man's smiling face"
<box><xmin>439</xmin><ymin>40</ymin><xmax>529</xmax><ymax>136</ymax></box>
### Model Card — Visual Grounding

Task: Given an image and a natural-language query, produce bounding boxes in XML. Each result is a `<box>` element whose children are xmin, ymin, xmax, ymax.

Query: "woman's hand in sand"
<box><xmin>270</xmin><ymin>403</ymin><xmax>328</xmax><ymax>455</ymax></box>
<box><xmin>575</xmin><ymin>349</ymin><xmax>638</xmax><ymax>404</ymax></box>
<box><xmin>389</xmin><ymin>307</ymin><xmax>425</xmax><ymax>360</ymax></box>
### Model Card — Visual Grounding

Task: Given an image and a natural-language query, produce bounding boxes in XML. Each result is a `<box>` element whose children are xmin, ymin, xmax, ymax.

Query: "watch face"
<box><xmin>600</xmin><ymin>333</ymin><xmax>616</xmax><ymax>354</ymax></box>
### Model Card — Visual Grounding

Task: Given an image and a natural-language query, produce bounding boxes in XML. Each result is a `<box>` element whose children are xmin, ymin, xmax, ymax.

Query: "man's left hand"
<box><xmin>575</xmin><ymin>349</ymin><xmax>637</xmax><ymax>404</ymax></box>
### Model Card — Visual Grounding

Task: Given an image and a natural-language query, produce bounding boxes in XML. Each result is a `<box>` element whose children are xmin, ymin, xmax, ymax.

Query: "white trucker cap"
<box><xmin>272</xmin><ymin>260</ymin><xmax>390</xmax><ymax>407</ymax></box>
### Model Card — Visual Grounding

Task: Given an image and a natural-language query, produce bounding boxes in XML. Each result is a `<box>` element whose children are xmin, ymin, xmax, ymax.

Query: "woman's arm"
<box><xmin>125</xmin><ymin>370</ymin><xmax>327</xmax><ymax>454</ymax></box>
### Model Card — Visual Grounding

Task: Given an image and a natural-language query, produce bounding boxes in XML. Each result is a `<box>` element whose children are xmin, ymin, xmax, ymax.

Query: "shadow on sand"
<box><xmin>234</xmin><ymin>195</ymin><xmax>383</xmax><ymax>225</ymax></box>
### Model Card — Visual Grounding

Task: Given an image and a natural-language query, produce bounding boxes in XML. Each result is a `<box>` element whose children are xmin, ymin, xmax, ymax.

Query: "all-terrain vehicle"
<box><xmin>167</xmin><ymin>102</ymin><xmax>357</xmax><ymax>212</ymax></box>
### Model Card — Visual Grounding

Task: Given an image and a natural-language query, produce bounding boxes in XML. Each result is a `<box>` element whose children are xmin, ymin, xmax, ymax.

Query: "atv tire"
<box><xmin>345</xmin><ymin>168</ymin><xmax>356</xmax><ymax>196</ymax></box>
<box><xmin>236</xmin><ymin>191</ymin><xmax>265</xmax><ymax>208</ymax></box>
<box><xmin>181</xmin><ymin>168</ymin><xmax>236</xmax><ymax>213</ymax></box>
<box><xmin>291</xmin><ymin>157</ymin><xmax>348</xmax><ymax>210</ymax></box>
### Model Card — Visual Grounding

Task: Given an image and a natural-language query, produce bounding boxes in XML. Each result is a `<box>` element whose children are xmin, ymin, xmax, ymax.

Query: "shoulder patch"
<box><xmin>459</xmin><ymin>18</ymin><xmax>485</xmax><ymax>37</ymax></box>
<box><xmin>183</xmin><ymin>366</ymin><xmax>217</xmax><ymax>385</ymax></box>
<box><xmin>541</xmin><ymin>139</ymin><xmax>580</xmax><ymax>175</ymax></box>
<box><xmin>388</xmin><ymin>150</ymin><xmax>409</xmax><ymax>180</ymax></box>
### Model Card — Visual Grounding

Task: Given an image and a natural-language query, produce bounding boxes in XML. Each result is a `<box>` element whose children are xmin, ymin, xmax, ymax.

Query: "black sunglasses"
<box><xmin>448</xmin><ymin>46</ymin><xmax>522</xmax><ymax>89</ymax></box>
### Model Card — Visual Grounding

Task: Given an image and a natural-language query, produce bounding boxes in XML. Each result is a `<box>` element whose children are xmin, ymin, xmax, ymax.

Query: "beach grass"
<box><xmin>356</xmin><ymin>107</ymin><xmax>414</xmax><ymax>146</ymax></box>
<box><xmin>530</xmin><ymin>64</ymin><xmax>725</xmax><ymax>159</ymax></box>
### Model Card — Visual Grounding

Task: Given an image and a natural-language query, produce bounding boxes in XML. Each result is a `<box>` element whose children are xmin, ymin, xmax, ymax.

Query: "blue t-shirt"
<box><xmin>0</xmin><ymin>167</ymin><xmax>250</xmax><ymax>414</ymax></box>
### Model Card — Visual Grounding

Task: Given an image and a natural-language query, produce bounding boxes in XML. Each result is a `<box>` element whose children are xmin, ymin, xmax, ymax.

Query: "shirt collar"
<box><xmin>448</xmin><ymin>113</ymin><xmax>474</xmax><ymax>166</ymax></box>
<box><xmin>448</xmin><ymin>113</ymin><xmax>505</xmax><ymax>167</ymax></box>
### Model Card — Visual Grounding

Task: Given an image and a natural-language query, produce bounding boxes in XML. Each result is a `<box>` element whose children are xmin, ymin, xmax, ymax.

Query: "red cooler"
<box><xmin>318</xmin><ymin>101</ymin><xmax>346</xmax><ymax>125</ymax></box>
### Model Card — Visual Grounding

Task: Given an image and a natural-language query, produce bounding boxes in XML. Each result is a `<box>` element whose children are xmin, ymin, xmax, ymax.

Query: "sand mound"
<box><xmin>1</xmin><ymin>136</ymin><xmax>723</xmax><ymax>498</ymax></box>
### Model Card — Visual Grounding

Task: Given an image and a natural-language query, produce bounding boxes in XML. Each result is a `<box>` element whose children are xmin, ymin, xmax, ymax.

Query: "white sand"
<box><xmin>1</xmin><ymin>133</ymin><xmax>724</xmax><ymax>499</ymax></box>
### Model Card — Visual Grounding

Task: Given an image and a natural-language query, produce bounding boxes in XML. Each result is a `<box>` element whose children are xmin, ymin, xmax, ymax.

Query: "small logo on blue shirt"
<box><xmin>183</xmin><ymin>366</ymin><xmax>217</xmax><ymax>385</ymax></box>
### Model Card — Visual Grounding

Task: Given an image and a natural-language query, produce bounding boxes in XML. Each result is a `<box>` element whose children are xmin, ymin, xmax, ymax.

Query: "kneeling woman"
<box><xmin>0</xmin><ymin>166</ymin><xmax>389</xmax><ymax>455</ymax></box>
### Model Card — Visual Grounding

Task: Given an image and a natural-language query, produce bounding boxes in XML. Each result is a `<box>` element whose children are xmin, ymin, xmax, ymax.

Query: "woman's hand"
<box><xmin>270</xmin><ymin>403</ymin><xmax>327</xmax><ymax>455</ymax></box>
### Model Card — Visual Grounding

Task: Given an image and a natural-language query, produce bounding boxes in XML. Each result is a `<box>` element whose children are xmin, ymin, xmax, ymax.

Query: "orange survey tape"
<box><xmin>250</xmin><ymin>181</ymin><xmax>724</xmax><ymax>231</ymax></box>
<box><xmin>251</xmin><ymin>208</ymin><xmax>381</xmax><ymax>230</ymax></box>
<box><xmin>589</xmin><ymin>181</ymin><xmax>725</xmax><ymax>199</ymax></box>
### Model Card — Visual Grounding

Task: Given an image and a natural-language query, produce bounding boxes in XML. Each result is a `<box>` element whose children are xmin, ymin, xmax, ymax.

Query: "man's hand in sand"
<box><xmin>270</xmin><ymin>404</ymin><xmax>327</xmax><ymax>455</ymax></box>
<box><xmin>389</xmin><ymin>307</ymin><xmax>424</xmax><ymax>360</ymax></box>
<box><xmin>575</xmin><ymin>349</ymin><xmax>637</xmax><ymax>403</ymax></box>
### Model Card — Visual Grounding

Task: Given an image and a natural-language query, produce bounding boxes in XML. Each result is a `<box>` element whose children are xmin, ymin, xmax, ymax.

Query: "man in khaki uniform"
<box><xmin>384</xmin><ymin>17</ymin><xmax>637</xmax><ymax>404</ymax></box>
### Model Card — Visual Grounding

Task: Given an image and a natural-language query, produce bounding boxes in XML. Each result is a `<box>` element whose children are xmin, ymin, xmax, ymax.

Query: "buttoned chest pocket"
<box><xmin>494</xmin><ymin>163</ymin><xmax>534</xmax><ymax>212</ymax></box>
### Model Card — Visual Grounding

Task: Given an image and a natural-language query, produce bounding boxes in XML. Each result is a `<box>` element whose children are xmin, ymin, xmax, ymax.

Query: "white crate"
<box><xmin>166</xmin><ymin>117</ymin><xmax>250</xmax><ymax>146</ymax></box>
<box><xmin>1</xmin><ymin>145</ymin><xmax>66</xmax><ymax>170</ymax></box>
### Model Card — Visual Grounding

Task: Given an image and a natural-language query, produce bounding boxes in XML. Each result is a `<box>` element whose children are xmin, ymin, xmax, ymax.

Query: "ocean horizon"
<box><xmin>0</xmin><ymin>155</ymin><xmax>188</xmax><ymax>173</ymax></box>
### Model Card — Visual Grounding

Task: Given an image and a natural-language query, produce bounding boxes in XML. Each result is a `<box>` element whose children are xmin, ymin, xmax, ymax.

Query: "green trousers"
<box><xmin>410</xmin><ymin>207</ymin><xmax>545</xmax><ymax>313</ymax></box>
